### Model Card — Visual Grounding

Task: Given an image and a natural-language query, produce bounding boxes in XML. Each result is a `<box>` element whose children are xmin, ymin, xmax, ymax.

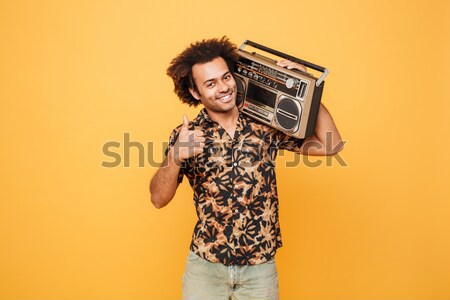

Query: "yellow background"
<box><xmin>1</xmin><ymin>0</ymin><xmax>449</xmax><ymax>299</ymax></box>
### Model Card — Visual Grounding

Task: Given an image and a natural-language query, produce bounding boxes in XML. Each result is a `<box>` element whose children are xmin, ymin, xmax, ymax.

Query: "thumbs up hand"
<box><xmin>173</xmin><ymin>115</ymin><xmax>205</xmax><ymax>164</ymax></box>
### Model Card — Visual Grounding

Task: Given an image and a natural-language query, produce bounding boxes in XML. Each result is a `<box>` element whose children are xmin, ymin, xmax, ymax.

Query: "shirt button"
<box><xmin>233</xmin><ymin>162</ymin><xmax>237</xmax><ymax>167</ymax></box>
<box><xmin>235</xmin><ymin>209</ymin><xmax>238</xmax><ymax>213</ymax></box>
<box><xmin>234</xmin><ymin>185</ymin><xmax>238</xmax><ymax>189</ymax></box>
<box><xmin>218</xmin><ymin>125</ymin><xmax>222</xmax><ymax>129</ymax></box>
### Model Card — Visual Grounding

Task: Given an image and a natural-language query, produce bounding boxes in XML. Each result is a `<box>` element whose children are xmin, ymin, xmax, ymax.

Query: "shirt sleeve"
<box><xmin>276</xmin><ymin>131</ymin><xmax>305</xmax><ymax>153</ymax></box>
<box><xmin>164</xmin><ymin>127</ymin><xmax>185</xmax><ymax>184</ymax></box>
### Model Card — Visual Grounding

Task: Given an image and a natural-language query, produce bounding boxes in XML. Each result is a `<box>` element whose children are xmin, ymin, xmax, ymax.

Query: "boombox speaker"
<box><xmin>233</xmin><ymin>40</ymin><xmax>329</xmax><ymax>139</ymax></box>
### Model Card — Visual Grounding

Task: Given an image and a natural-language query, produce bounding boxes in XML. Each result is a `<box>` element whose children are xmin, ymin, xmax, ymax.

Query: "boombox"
<box><xmin>233</xmin><ymin>40</ymin><xmax>329</xmax><ymax>139</ymax></box>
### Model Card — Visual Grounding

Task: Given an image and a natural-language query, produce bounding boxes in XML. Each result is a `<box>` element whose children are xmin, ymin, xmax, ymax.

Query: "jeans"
<box><xmin>182</xmin><ymin>251</ymin><xmax>279</xmax><ymax>300</ymax></box>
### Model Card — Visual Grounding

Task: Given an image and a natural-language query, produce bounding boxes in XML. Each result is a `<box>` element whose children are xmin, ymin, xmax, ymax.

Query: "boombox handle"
<box><xmin>239</xmin><ymin>40</ymin><xmax>329</xmax><ymax>87</ymax></box>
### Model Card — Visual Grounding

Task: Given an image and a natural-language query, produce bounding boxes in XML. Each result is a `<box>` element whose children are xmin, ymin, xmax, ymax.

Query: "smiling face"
<box><xmin>189</xmin><ymin>57</ymin><xmax>238</xmax><ymax>117</ymax></box>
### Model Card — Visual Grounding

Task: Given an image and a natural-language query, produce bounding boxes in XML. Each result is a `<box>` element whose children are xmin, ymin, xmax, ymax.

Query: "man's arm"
<box><xmin>149</xmin><ymin>148</ymin><xmax>183</xmax><ymax>209</ymax></box>
<box><xmin>149</xmin><ymin>115</ymin><xmax>205</xmax><ymax>209</ymax></box>
<box><xmin>298</xmin><ymin>103</ymin><xmax>343</xmax><ymax>156</ymax></box>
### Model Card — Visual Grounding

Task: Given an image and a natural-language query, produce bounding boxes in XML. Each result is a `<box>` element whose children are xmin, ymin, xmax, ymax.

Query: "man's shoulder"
<box><xmin>168</xmin><ymin>109</ymin><xmax>205</xmax><ymax>135</ymax></box>
<box><xmin>168</xmin><ymin>123</ymin><xmax>183</xmax><ymax>136</ymax></box>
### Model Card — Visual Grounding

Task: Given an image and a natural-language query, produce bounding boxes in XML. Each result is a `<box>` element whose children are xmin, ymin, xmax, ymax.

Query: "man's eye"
<box><xmin>224</xmin><ymin>74</ymin><xmax>231</xmax><ymax>80</ymax></box>
<box><xmin>207</xmin><ymin>83</ymin><xmax>215</xmax><ymax>88</ymax></box>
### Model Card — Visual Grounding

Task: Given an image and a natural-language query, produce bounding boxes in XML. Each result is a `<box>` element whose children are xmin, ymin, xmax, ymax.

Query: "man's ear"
<box><xmin>189</xmin><ymin>87</ymin><xmax>200</xmax><ymax>101</ymax></box>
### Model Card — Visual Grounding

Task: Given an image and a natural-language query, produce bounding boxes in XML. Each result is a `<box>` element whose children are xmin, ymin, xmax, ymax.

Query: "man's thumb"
<box><xmin>182</xmin><ymin>114</ymin><xmax>189</xmax><ymax>129</ymax></box>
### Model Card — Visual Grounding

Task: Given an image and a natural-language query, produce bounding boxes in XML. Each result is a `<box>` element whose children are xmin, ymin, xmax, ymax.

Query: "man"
<box><xmin>150</xmin><ymin>37</ymin><xmax>343</xmax><ymax>300</ymax></box>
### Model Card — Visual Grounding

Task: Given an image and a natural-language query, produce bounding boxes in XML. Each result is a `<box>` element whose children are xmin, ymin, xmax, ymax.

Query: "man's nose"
<box><xmin>217</xmin><ymin>80</ymin><xmax>230</xmax><ymax>93</ymax></box>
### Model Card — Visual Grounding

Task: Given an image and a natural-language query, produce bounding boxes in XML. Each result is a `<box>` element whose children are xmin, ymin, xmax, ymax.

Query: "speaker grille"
<box><xmin>275</xmin><ymin>97</ymin><xmax>300</xmax><ymax>131</ymax></box>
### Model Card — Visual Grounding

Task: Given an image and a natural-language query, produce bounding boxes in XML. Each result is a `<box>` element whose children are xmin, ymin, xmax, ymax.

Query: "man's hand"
<box><xmin>276</xmin><ymin>59</ymin><xmax>307</xmax><ymax>72</ymax></box>
<box><xmin>150</xmin><ymin>115</ymin><xmax>205</xmax><ymax>208</ymax></box>
<box><xmin>172</xmin><ymin>115</ymin><xmax>205</xmax><ymax>164</ymax></box>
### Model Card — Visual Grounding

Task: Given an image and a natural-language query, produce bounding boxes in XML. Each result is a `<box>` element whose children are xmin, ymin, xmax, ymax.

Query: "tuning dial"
<box><xmin>285</xmin><ymin>78</ymin><xmax>294</xmax><ymax>89</ymax></box>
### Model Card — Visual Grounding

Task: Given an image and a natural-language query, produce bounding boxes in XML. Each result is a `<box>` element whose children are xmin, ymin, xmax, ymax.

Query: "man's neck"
<box><xmin>206</xmin><ymin>107</ymin><xmax>239</xmax><ymax>137</ymax></box>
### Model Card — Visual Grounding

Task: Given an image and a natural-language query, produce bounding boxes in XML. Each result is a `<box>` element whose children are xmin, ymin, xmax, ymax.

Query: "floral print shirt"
<box><xmin>165</xmin><ymin>109</ymin><xmax>304</xmax><ymax>266</ymax></box>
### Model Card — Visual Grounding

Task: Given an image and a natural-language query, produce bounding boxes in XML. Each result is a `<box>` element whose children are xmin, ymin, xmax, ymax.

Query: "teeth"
<box><xmin>218</xmin><ymin>94</ymin><xmax>231</xmax><ymax>101</ymax></box>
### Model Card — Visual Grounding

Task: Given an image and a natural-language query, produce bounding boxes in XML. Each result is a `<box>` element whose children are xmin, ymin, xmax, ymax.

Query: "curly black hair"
<box><xmin>166</xmin><ymin>36</ymin><xmax>239</xmax><ymax>107</ymax></box>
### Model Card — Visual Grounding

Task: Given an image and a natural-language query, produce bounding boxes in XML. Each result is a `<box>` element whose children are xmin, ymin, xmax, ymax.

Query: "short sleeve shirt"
<box><xmin>165</xmin><ymin>108</ymin><xmax>304</xmax><ymax>266</ymax></box>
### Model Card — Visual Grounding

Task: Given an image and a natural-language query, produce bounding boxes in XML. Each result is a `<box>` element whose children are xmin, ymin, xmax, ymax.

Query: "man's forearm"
<box><xmin>149</xmin><ymin>148</ymin><xmax>182</xmax><ymax>208</ymax></box>
<box><xmin>301</xmin><ymin>103</ymin><xmax>343</xmax><ymax>155</ymax></box>
<box><xmin>315</xmin><ymin>103</ymin><xmax>342</xmax><ymax>147</ymax></box>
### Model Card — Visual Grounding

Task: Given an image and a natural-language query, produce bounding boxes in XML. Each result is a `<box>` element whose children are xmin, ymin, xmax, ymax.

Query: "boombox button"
<box><xmin>286</xmin><ymin>78</ymin><xmax>294</xmax><ymax>89</ymax></box>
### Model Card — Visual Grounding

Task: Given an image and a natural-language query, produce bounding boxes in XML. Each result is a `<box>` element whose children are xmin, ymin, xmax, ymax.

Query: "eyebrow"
<box><xmin>202</xmin><ymin>71</ymin><xmax>231</xmax><ymax>86</ymax></box>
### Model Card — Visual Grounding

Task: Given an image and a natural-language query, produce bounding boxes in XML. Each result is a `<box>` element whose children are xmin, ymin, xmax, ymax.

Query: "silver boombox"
<box><xmin>233</xmin><ymin>40</ymin><xmax>329</xmax><ymax>139</ymax></box>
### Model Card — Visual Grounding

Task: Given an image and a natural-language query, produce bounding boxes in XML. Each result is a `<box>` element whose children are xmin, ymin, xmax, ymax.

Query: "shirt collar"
<box><xmin>194</xmin><ymin>108</ymin><xmax>248</xmax><ymax>128</ymax></box>
<box><xmin>195</xmin><ymin>108</ymin><xmax>211</xmax><ymax>126</ymax></box>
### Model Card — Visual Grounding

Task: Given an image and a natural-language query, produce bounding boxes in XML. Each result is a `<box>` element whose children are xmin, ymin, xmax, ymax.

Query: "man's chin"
<box><xmin>212</xmin><ymin>102</ymin><xmax>238</xmax><ymax>114</ymax></box>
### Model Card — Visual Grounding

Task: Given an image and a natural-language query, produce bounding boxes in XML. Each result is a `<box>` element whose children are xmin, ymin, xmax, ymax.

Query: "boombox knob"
<box><xmin>285</xmin><ymin>78</ymin><xmax>294</xmax><ymax>89</ymax></box>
